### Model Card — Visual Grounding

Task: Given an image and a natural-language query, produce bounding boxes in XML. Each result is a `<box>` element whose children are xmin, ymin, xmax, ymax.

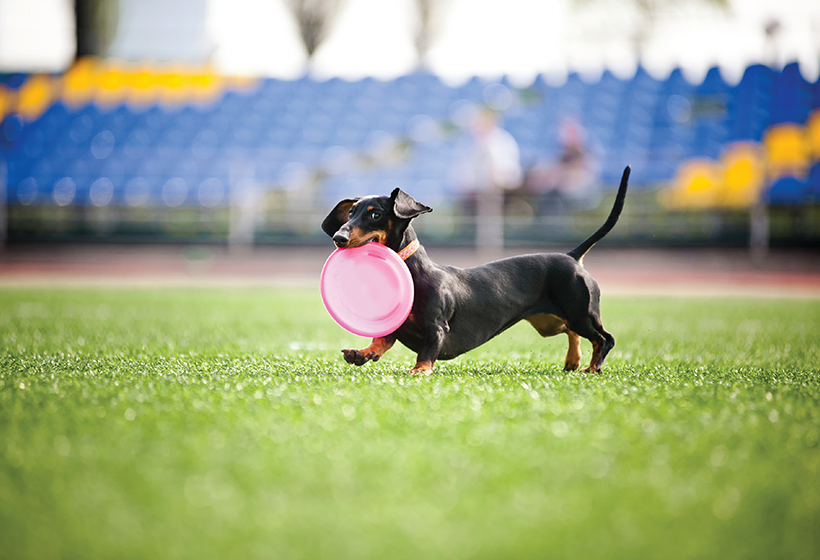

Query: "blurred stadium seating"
<box><xmin>1</xmin><ymin>58</ymin><xmax>819</xmax><ymax>245</ymax></box>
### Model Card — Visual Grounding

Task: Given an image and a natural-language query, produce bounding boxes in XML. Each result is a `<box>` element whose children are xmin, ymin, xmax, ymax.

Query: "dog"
<box><xmin>321</xmin><ymin>166</ymin><xmax>630</xmax><ymax>374</ymax></box>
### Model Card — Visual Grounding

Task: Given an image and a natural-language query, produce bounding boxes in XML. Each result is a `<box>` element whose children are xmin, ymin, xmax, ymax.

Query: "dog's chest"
<box><xmin>395</xmin><ymin>313</ymin><xmax>426</xmax><ymax>349</ymax></box>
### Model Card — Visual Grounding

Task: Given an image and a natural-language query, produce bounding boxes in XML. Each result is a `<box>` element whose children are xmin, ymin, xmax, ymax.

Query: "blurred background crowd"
<box><xmin>1</xmin><ymin>0</ymin><xmax>819</xmax><ymax>255</ymax></box>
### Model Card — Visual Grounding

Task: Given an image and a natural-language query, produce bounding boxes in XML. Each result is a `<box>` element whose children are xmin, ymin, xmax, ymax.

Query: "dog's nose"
<box><xmin>333</xmin><ymin>231</ymin><xmax>349</xmax><ymax>247</ymax></box>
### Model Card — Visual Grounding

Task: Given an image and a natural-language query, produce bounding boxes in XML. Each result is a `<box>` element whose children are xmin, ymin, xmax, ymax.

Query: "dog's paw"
<box><xmin>342</xmin><ymin>349</ymin><xmax>366</xmax><ymax>365</ymax></box>
<box><xmin>342</xmin><ymin>349</ymin><xmax>377</xmax><ymax>366</ymax></box>
<box><xmin>407</xmin><ymin>361</ymin><xmax>434</xmax><ymax>375</ymax></box>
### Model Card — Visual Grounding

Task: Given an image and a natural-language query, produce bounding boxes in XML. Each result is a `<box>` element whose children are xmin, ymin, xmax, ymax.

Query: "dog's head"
<box><xmin>322</xmin><ymin>188</ymin><xmax>432</xmax><ymax>249</ymax></box>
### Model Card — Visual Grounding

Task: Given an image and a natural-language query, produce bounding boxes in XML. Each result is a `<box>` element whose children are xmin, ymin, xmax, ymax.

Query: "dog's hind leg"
<box><xmin>525</xmin><ymin>314</ymin><xmax>582</xmax><ymax>371</ymax></box>
<box><xmin>564</xmin><ymin>330</ymin><xmax>582</xmax><ymax>371</ymax></box>
<box><xmin>583</xmin><ymin>326</ymin><xmax>615</xmax><ymax>373</ymax></box>
<box><xmin>565</xmin><ymin>316</ymin><xmax>614</xmax><ymax>373</ymax></box>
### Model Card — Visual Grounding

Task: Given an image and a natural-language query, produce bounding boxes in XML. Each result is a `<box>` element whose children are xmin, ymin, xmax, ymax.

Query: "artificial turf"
<box><xmin>0</xmin><ymin>287</ymin><xmax>818</xmax><ymax>559</ymax></box>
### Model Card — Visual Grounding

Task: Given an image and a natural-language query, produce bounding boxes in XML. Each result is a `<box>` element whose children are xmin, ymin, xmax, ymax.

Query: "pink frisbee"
<box><xmin>320</xmin><ymin>243</ymin><xmax>414</xmax><ymax>337</ymax></box>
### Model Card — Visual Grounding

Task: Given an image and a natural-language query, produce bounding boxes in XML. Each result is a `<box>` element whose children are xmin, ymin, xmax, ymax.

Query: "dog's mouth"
<box><xmin>335</xmin><ymin>235</ymin><xmax>383</xmax><ymax>249</ymax></box>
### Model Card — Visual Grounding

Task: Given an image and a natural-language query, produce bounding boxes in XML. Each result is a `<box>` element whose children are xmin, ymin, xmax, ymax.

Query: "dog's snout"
<box><xmin>333</xmin><ymin>231</ymin><xmax>350</xmax><ymax>247</ymax></box>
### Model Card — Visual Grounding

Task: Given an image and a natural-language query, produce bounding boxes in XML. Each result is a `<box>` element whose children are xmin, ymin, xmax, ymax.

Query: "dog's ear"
<box><xmin>321</xmin><ymin>198</ymin><xmax>359</xmax><ymax>237</ymax></box>
<box><xmin>390</xmin><ymin>188</ymin><xmax>432</xmax><ymax>220</ymax></box>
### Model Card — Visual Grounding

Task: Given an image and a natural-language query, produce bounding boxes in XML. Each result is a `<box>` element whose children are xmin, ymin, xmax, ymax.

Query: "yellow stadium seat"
<box><xmin>189</xmin><ymin>72</ymin><xmax>224</xmax><ymax>104</ymax></box>
<box><xmin>62</xmin><ymin>57</ymin><xmax>99</xmax><ymax>106</ymax></box>
<box><xmin>764</xmin><ymin>123</ymin><xmax>810</xmax><ymax>179</ymax></box>
<box><xmin>664</xmin><ymin>159</ymin><xmax>723</xmax><ymax>209</ymax></box>
<box><xmin>807</xmin><ymin>109</ymin><xmax>820</xmax><ymax>162</ymax></box>
<box><xmin>95</xmin><ymin>59</ymin><xmax>129</xmax><ymax>105</ymax></box>
<box><xmin>125</xmin><ymin>62</ymin><xmax>160</xmax><ymax>106</ymax></box>
<box><xmin>54</xmin><ymin>57</ymin><xmax>258</xmax><ymax>110</ymax></box>
<box><xmin>156</xmin><ymin>65</ymin><xmax>192</xmax><ymax>106</ymax></box>
<box><xmin>0</xmin><ymin>85</ymin><xmax>14</xmax><ymax>122</ymax></box>
<box><xmin>16</xmin><ymin>74</ymin><xmax>55</xmax><ymax>121</ymax></box>
<box><xmin>719</xmin><ymin>142</ymin><xmax>766</xmax><ymax>208</ymax></box>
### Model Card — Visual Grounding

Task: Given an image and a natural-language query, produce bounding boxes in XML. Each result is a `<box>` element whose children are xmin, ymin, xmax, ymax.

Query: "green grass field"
<box><xmin>1</xmin><ymin>287</ymin><xmax>818</xmax><ymax>559</ymax></box>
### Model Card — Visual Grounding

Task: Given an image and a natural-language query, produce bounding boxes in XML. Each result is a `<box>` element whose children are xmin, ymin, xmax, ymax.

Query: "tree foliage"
<box><xmin>286</xmin><ymin>0</ymin><xmax>345</xmax><ymax>59</ymax></box>
<box><xmin>413</xmin><ymin>0</ymin><xmax>452</xmax><ymax>69</ymax></box>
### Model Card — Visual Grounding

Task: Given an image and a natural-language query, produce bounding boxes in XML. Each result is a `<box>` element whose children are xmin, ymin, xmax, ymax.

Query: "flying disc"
<box><xmin>320</xmin><ymin>243</ymin><xmax>414</xmax><ymax>337</ymax></box>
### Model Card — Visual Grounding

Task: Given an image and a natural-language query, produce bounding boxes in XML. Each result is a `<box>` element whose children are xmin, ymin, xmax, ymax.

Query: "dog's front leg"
<box><xmin>342</xmin><ymin>335</ymin><xmax>396</xmax><ymax>366</ymax></box>
<box><xmin>408</xmin><ymin>323</ymin><xmax>448</xmax><ymax>375</ymax></box>
<box><xmin>408</xmin><ymin>359</ymin><xmax>435</xmax><ymax>374</ymax></box>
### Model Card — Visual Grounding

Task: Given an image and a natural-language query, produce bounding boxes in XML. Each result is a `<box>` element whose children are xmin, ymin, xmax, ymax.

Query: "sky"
<box><xmin>1</xmin><ymin>0</ymin><xmax>819</xmax><ymax>85</ymax></box>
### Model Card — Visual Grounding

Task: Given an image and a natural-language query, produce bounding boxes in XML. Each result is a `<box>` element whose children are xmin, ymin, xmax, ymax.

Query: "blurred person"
<box><xmin>524</xmin><ymin>115</ymin><xmax>601</xmax><ymax>214</ymax></box>
<box><xmin>453</xmin><ymin>107</ymin><xmax>521</xmax><ymax>255</ymax></box>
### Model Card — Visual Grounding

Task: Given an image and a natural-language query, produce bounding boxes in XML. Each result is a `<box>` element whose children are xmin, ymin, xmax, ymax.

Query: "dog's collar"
<box><xmin>396</xmin><ymin>238</ymin><xmax>420</xmax><ymax>261</ymax></box>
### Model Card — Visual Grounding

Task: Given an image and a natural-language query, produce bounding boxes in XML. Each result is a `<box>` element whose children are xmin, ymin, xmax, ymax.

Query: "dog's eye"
<box><xmin>370</xmin><ymin>211</ymin><xmax>382</xmax><ymax>221</ymax></box>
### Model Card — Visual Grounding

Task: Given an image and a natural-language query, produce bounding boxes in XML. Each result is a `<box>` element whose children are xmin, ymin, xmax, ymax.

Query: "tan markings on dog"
<box><xmin>527</xmin><ymin>314</ymin><xmax>582</xmax><ymax>371</ymax></box>
<box><xmin>398</xmin><ymin>313</ymin><xmax>424</xmax><ymax>338</ymax></box>
<box><xmin>359</xmin><ymin>336</ymin><xmax>395</xmax><ymax>359</ymax></box>
<box><xmin>409</xmin><ymin>360</ymin><xmax>434</xmax><ymax>375</ymax></box>
<box><xmin>526</xmin><ymin>314</ymin><xmax>568</xmax><ymax>337</ymax></box>
<box><xmin>347</xmin><ymin>227</ymin><xmax>387</xmax><ymax>246</ymax></box>
<box><xmin>585</xmin><ymin>340</ymin><xmax>603</xmax><ymax>373</ymax></box>
<box><xmin>564</xmin><ymin>331</ymin><xmax>582</xmax><ymax>371</ymax></box>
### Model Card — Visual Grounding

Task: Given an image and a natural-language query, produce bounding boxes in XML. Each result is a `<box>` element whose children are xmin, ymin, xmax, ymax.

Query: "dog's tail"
<box><xmin>567</xmin><ymin>165</ymin><xmax>630</xmax><ymax>264</ymax></box>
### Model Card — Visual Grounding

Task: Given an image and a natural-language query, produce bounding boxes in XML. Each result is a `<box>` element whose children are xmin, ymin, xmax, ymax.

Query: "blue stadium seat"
<box><xmin>451</xmin><ymin>76</ymin><xmax>481</xmax><ymax>102</ymax></box>
<box><xmin>1</xmin><ymin>115</ymin><xmax>26</xmax><ymax>153</ymax></box>
<box><xmin>765</xmin><ymin>176</ymin><xmax>808</xmax><ymax>205</ymax></box>
<box><xmin>772</xmin><ymin>62</ymin><xmax>812</xmax><ymax>125</ymax></box>
<box><xmin>731</xmin><ymin>64</ymin><xmax>776</xmax><ymax>142</ymax></box>
<box><xmin>257</xmin><ymin>77</ymin><xmax>292</xmax><ymax>100</ymax></box>
<box><xmin>135</xmin><ymin>156</ymin><xmax>170</xmax><ymax>179</ymax></box>
<box><xmin>4</xmin><ymin>157</ymin><xmax>32</xmax><ymax>187</ymax></box>
<box><xmin>585</xmin><ymin>72</ymin><xmax>621</xmax><ymax>130</ymax></box>
<box><xmin>653</xmin><ymin>69</ymin><xmax>695</xmax><ymax>142</ymax></box>
<box><xmin>691</xmin><ymin>121</ymin><xmax>729</xmax><ymax>159</ymax></box>
<box><xmin>39</xmin><ymin>102</ymin><xmax>71</xmax><ymax>131</ymax></box>
<box><xmin>808</xmin><ymin>162</ymin><xmax>820</xmax><ymax>200</ymax></box>
<box><xmin>98</xmin><ymin>155</ymin><xmax>132</xmax><ymax>182</ymax></box>
<box><xmin>0</xmin><ymin>73</ymin><xmax>26</xmax><ymax>89</ymax></box>
<box><xmin>661</xmin><ymin>68</ymin><xmax>694</xmax><ymax>97</ymax></box>
<box><xmin>813</xmin><ymin>78</ymin><xmax>820</xmax><ymax>111</ymax></box>
<box><xmin>694</xmin><ymin>67</ymin><xmax>731</xmax><ymax>123</ymax></box>
<box><xmin>697</xmin><ymin>66</ymin><xmax>730</xmax><ymax>97</ymax></box>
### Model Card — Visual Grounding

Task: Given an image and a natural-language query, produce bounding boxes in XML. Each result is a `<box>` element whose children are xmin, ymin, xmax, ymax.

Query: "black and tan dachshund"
<box><xmin>322</xmin><ymin>166</ymin><xmax>630</xmax><ymax>374</ymax></box>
